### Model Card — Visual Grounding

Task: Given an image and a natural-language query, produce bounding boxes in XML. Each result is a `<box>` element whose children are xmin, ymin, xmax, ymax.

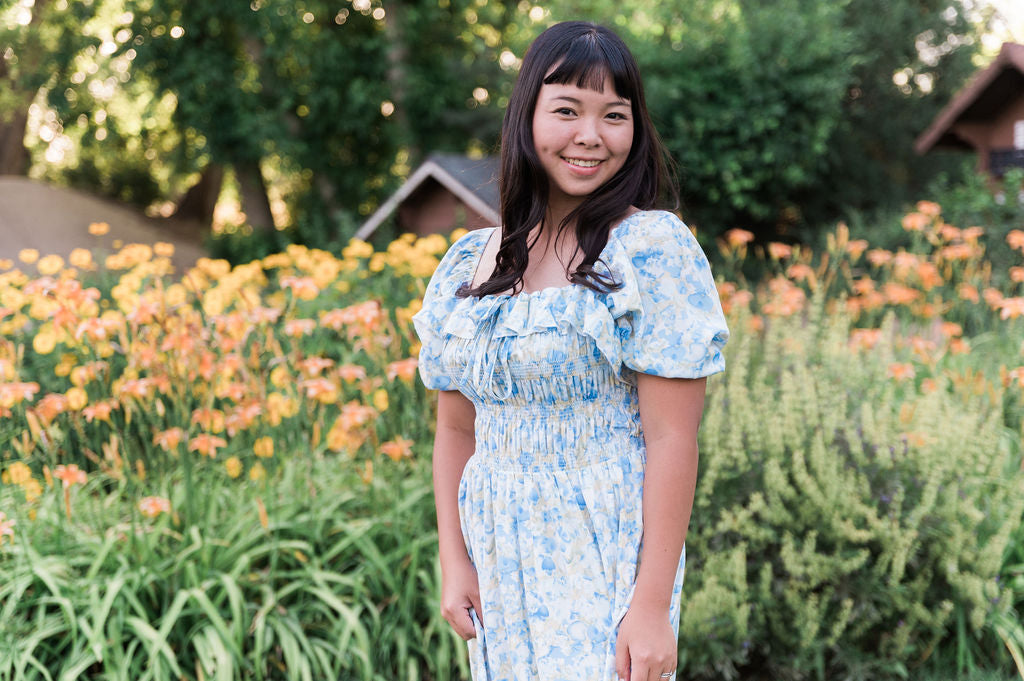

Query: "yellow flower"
<box><xmin>165</xmin><ymin>283</ymin><xmax>187</xmax><ymax>307</ymax></box>
<box><xmin>55</xmin><ymin>354</ymin><xmax>76</xmax><ymax>377</ymax></box>
<box><xmin>270</xmin><ymin>366</ymin><xmax>290</xmax><ymax>389</ymax></box>
<box><xmin>18</xmin><ymin>249</ymin><xmax>39</xmax><ymax>264</ymax></box>
<box><xmin>69</xmin><ymin>248</ymin><xmax>94</xmax><ymax>269</ymax></box>
<box><xmin>372</xmin><ymin>388</ymin><xmax>389</xmax><ymax>412</ymax></box>
<box><xmin>253</xmin><ymin>436</ymin><xmax>274</xmax><ymax>458</ymax></box>
<box><xmin>36</xmin><ymin>254</ymin><xmax>64</xmax><ymax>275</ymax></box>
<box><xmin>65</xmin><ymin>386</ymin><xmax>88</xmax><ymax>410</ymax></box>
<box><xmin>266</xmin><ymin>393</ymin><xmax>298</xmax><ymax>427</ymax></box>
<box><xmin>88</xmin><ymin>222</ymin><xmax>110</xmax><ymax>236</ymax></box>
<box><xmin>70</xmin><ymin>365</ymin><xmax>91</xmax><ymax>387</ymax></box>
<box><xmin>249</xmin><ymin>462</ymin><xmax>266</xmax><ymax>481</ymax></box>
<box><xmin>22</xmin><ymin>478</ymin><xmax>42</xmax><ymax>503</ymax></box>
<box><xmin>153</xmin><ymin>242</ymin><xmax>175</xmax><ymax>257</ymax></box>
<box><xmin>0</xmin><ymin>259</ymin><xmax>12</xmax><ymax>269</ymax></box>
<box><xmin>32</xmin><ymin>326</ymin><xmax>58</xmax><ymax>355</ymax></box>
<box><xmin>6</xmin><ymin>462</ymin><xmax>32</xmax><ymax>485</ymax></box>
<box><xmin>342</xmin><ymin>239</ymin><xmax>374</xmax><ymax>259</ymax></box>
<box><xmin>225</xmin><ymin>456</ymin><xmax>242</xmax><ymax>479</ymax></box>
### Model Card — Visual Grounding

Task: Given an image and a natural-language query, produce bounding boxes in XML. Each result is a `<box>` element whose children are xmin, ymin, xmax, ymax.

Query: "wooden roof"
<box><xmin>355</xmin><ymin>153</ymin><xmax>500</xmax><ymax>240</ymax></box>
<box><xmin>915</xmin><ymin>42</ymin><xmax>1024</xmax><ymax>154</ymax></box>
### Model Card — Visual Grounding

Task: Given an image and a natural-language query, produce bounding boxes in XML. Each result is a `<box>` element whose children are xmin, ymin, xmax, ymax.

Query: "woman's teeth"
<box><xmin>564</xmin><ymin>158</ymin><xmax>601</xmax><ymax>168</ymax></box>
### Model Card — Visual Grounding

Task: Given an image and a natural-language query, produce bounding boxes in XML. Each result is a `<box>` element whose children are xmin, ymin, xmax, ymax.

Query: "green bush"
<box><xmin>679</xmin><ymin>300</ymin><xmax>1024</xmax><ymax>680</ymax></box>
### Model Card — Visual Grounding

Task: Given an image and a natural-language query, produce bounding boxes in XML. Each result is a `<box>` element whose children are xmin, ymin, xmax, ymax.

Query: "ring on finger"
<box><xmin>660</xmin><ymin>673</ymin><xmax>674</xmax><ymax>679</ymax></box>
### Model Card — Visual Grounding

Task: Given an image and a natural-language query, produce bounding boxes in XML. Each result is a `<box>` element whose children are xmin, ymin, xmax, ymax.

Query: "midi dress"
<box><xmin>410</xmin><ymin>209</ymin><xmax>730</xmax><ymax>681</ymax></box>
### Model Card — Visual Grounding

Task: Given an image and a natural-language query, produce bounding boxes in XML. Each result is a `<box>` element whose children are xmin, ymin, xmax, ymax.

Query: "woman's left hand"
<box><xmin>614</xmin><ymin>602</ymin><xmax>678</xmax><ymax>681</ymax></box>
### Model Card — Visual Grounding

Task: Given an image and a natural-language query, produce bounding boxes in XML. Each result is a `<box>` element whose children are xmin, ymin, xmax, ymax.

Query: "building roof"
<box><xmin>355</xmin><ymin>153</ymin><xmax>500</xmax><ymax>240</ymax></box>
<box><xmin>915</xmin><ymin>42</ymin><xmax>1024</xmax><ymax>154</ymax></box>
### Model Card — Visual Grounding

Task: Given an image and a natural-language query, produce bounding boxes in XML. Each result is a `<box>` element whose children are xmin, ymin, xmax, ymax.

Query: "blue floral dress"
<box><xmin>410</xmin><ymin>210</ymin><xmax>729</xmax><ymax>681</ymax></box>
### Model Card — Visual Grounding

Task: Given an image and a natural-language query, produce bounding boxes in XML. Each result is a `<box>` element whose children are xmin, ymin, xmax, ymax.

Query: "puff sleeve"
<box><xmin>409</xmin><ymin>230</ymin><xmax>486</xmax><ymax>391</ymax></box>
<box><xmin>613</xmin><ymin>212</ymin><xmax>729</xmax><ymax>379</ymax></box>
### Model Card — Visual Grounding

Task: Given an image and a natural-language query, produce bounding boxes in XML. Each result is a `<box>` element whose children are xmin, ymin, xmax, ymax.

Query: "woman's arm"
<box><xmin>432</xmin><ymin>388</ymin><xmax>482</xmax><ymax>640</ymax></box>
<box><xmin>434</xmin><ymin>389</ymin><xmax>477</xmax><ymax>563</ymax></box>
<box><xmin>616</xmin><ymin>373</ymin><xmax>708</xmax><ymax>681</ymax></box>
<box><xmin>632</xmin><ymin>373</ymin><xmax>706</xmax><ymax>608</ymax></box>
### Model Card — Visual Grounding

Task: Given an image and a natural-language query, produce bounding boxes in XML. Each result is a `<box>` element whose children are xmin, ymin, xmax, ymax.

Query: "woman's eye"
<box><xmin>607</xmin><ymin>112</ymin><xmax>627</xmax><ymax>120</ymax></box>
<box><xmin>554</xmin><ymin>108</ymin><xmax>575</xmax><ymax>116</ymax></box>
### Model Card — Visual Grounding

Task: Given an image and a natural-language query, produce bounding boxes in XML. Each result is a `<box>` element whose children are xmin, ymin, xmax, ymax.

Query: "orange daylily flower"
<box><xmin>939</xmin><ymin>322</ymin><xmax>963</xmax><ymax>338</ymax></box>
<box><xmin>960</xmin><ymin>226</ymin><xmax>984</xmax><ymax>241</ymax></box>
<box><xmin>297</xmin><ymin>356</ymin><xmax>335</xmax><ymax>376</ymax></box>
<box><xmin>846</xmin><ymin>240</ymin><xmax>868</xmax><ymax>258</ymax></box>
<box><xmin>280</xmin><ymin>275</ymin><xmax>320</xmax><ymax>300</ymax></box>
<box><xmin>958</xmin><ymin>284</ymin><xmax>979</xmax><ymax>303</ymax></box>
<box><xmin>850</xmin><ymin>328</ymin><xmax>882</xmax><ymax>351</ymax></box>
<box><xmin>983</xmin><ymin>288</ymin><xmax>1004</xmax><ymax>308</ymax></box>
<box><xmin>767</xmin><ymin>242</ymin><xmax>792</xmax><ymax>259</ymax></box>
<box><xmin>299</xmin><ymin>377</ymin><xmax>339</xmax><ymax>404</ymax></box>
<box><xmin>53</xmin><ymin>464</ymin><xmax>87</xmax><ymax>487</ymax></box>
<box><xmin>723</xmin><ymin>229</ymin><xmax>755</xmax><ymax>248</ymax></box>
<box><xmin>153</xmin><ymin>427</ymin><xmax>186</xmax><ymax>452</ymax></box>
<box><xmin>337</xmin><ymin>364</ymin><xmax>368</xmax><ymax>382</ymax></box>
<box><xmin>1007</xmin><ymin>229</ymin><xmax>1024</xmax><ymax>251</ymax></box>
<box><xmin>189</xmin><ymin>434</ymin><xmax>228</xmax><ymax>458</ymax></box>
<box><xmin>283</xmin><ymin>319</ymin><xmax>317</xmax><ymax>337</ymax></box>
<box><xmin>866</xmin><ymin>249</ymin><xmax>893</xmax><ymax>266</ymax></box>
<box><xmin>138</xmin><ymin>496</ymin><xmax>171</xmax><ymax>518</ymax></box>
<box><xmin>887</xmin><ymin>363</ymin><xmax>916</xmax><ymax>380</ymax></box>
<box><xmin>386</xmin><ymin>358</ymin><xmax>419</xmax><ymax>382</ymax></box>
<box><xmin>949</xmin><ymin>338</ymin><xmax>970</xmax><ymax>354</ymax></box>
<box><xmin>998</xmin><ymin>297</ymin><xmax>1024</xmax><ymax>320</ymax></box>
<box><xmin>380</xmin><ymin>436</ymin><xmax>414</xmax><ymax>462</ymax></box>
<box><xmin>882</xmin><ymin>283</ymin><xmax>921</xmax><ymax>305</ymax></box>
<box><xmin>901</xmin><ymin>212</ymin><xmax>930</xmax><ymax>231</ymax></box>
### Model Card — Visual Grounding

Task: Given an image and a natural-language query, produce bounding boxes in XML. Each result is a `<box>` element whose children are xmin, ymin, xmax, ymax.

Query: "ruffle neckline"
<box><xmin>438</xmin><ymin>212</ymin><xmax>658</xmax><ymax>377</ymax></box>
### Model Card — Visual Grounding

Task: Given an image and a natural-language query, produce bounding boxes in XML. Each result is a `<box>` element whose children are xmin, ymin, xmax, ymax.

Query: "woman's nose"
<box><xmin>573</xmin><ymin>117</ymin><xmax>601</xmax><ymax>146</ymax></box>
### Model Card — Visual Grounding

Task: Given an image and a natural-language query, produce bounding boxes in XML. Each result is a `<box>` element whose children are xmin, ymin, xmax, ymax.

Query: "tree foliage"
<box><xmin>2</xmin><ymin>0</ymin><xmax>1000</xmax><ymax>248</ymax></box>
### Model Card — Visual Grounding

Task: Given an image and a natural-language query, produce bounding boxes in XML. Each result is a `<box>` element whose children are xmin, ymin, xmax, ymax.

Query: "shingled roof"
<box><xmin>355</xmin><ymin>153</ymin><xmax>500</xmax><ymax>240</ymax></box>
<box><xmin>915</xmin><ymin>42</ymin><xmax>1024</xmax><ymax>154</ymax></box>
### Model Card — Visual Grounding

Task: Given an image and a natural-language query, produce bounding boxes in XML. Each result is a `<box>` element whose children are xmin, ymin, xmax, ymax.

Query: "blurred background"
<box><xmin>1</xmin><ymin>0</ymin><xmax>1023</xmax><ymax>264</ymax></box>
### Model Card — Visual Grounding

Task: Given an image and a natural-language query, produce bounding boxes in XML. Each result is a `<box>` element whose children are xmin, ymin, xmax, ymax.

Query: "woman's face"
<box><xmin>531</xmin><ymin>70</ymin><xmax>634</xmax><ymax>210</ymax></box>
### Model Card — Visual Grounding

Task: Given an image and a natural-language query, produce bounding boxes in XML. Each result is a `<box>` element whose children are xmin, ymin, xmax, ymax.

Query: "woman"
<box><xmin>410</xmin><ymin>21</ymin><xmax>729</xmax><ymax>681</ymax></box>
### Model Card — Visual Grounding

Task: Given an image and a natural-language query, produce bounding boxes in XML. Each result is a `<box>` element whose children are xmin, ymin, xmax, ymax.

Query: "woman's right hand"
<box><xmin>440</xmin><ymin>555</ymin><xmax>483</xmax><ymax>640</ymax></box>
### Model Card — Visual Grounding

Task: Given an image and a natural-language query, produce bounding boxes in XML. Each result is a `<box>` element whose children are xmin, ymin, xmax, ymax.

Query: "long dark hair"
<box><xmin>457</xmin><ymin>20</ymin><xmax>677</xmax><ymax>299</ymax></box>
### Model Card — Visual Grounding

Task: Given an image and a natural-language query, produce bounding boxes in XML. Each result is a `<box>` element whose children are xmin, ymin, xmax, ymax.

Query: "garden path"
<box><xmin>0</xmin><ymin>177</ymin><xmax>208</xmax><ymax>276</ymax></box>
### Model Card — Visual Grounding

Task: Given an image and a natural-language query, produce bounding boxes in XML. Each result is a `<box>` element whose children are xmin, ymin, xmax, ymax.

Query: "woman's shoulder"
<box><xmin>433</xmin><ymin>226</ymin><xmax>497</xmax><ymax>281</ymax></box>
<box><xmin>608</xmin><ymin>209</ymin><xmax>697</xmax><ymax>251</ymax></box>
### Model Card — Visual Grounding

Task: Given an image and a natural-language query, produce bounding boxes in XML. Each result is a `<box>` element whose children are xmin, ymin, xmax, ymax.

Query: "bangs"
<box><xmin>542</xmin><ymin>34</ymin><xmax>633</xmax><ymax>102</ymax></box>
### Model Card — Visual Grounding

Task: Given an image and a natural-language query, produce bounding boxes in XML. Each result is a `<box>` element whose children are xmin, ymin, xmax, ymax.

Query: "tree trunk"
<box><xmin>0</xmin><ymin>110</ymin><xmax>29</xmax><ymax>176</ymax></box>
<box><xmin>384</xmin><ymin>1</ymin><xmax>416</xmax><ymax>157</ymax></box>
<box><xmin>173</xmin><ymin>164</ymin><xmax>224</xmax><ymax>226</ymax></box>
<box><xmin>235</xmin><ymin>161</ymin><xmax>275</xmax><ymax>232</ymax></box>
<box><xmin>0</xmin><ymin>0</ymin><xmax>50</xmax><ymax>175</ymax></box>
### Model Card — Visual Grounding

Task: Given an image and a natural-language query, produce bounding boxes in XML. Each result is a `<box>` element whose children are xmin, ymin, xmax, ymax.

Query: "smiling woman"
<box><xmin>411</xmin><ymin>21</ymin><xmax>729</xmax><ymax>681</ymax></box>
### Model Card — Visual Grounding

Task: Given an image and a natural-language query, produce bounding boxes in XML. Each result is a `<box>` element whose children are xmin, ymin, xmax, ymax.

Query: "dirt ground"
<box><xmin>0</xmin><ymin>176</ymin><xmax>209</xmax><ymax>276</ymax></box>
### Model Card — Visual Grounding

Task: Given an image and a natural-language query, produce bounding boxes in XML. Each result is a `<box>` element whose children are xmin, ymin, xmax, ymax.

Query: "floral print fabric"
<box><xmin>411</xmin><ymin>210</ymin><xmax>729</xmax><ymax>681</ymax></box>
